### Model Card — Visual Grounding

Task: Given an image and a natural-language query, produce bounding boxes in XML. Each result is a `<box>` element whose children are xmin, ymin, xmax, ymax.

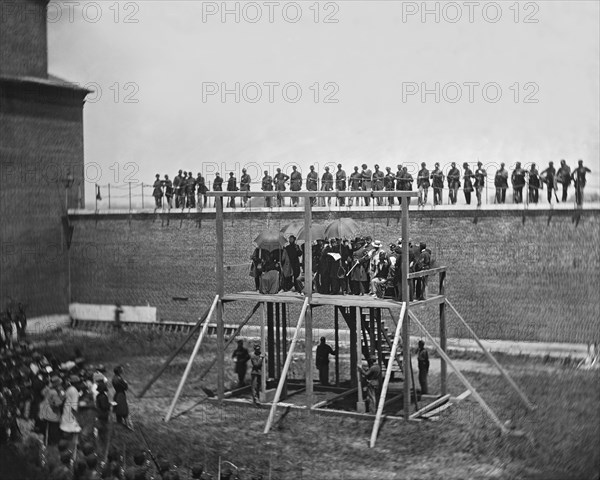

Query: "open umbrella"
<box><xmin>324</xmin><ymin>218</ymin><xmax>361</xmax><ymax>239</ymax></box>
<box><xmin>297</xmin><ymin>223</ymin><xmax>327</xmax><ymax>242</ymax></box>
<box><xmin>280</xmin><ymin>221</ymin><xmax>305</xmax><ymax>239</ymax></box>
<box><xmin>254</xmin><ymin>229</ymin><xmax>287</xmax><ymax>251</ymax></box>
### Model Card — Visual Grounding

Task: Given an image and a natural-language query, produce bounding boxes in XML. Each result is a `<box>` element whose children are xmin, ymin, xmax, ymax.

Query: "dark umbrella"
<box><xmin>254</xmin><ymin>229</ymin><xmax>287</xmax><ymax>251</ymax></box>
<box><xmin>280</xmin><ymin>221</ymin><xmax>305</xmax><ymax>239</ymax></box>
<box><xmin>324</xmin><ymin>218</ymin><xmax>361</xmax><ymax>239</ymax></box>
<box><xmin>297</xmin><ymin>223</ymin><xmax>327</xmax><ymax>242</ymax></box>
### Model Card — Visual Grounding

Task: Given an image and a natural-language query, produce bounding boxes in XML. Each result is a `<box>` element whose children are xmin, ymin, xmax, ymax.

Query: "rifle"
<box><xmin>137</xmin><ymin>424</ymin><xmax>161</xmax><ymax>472</ymax></box>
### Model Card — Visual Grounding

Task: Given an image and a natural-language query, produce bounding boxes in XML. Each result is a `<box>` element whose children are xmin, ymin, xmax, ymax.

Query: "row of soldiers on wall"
<box><xmin>251</xmin><ymin>236</ymin><xmax>432</xmax><ymax>301</ymax></box>
<box><xmin>151</xmin><ymin>159</ymin><xmax>592</xmax><ymax>210</ymax></box>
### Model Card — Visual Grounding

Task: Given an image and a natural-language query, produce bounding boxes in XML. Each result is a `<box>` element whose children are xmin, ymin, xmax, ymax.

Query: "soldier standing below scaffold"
<box><xmin>431</xmin><ymin>163</ymin><xmax>445</xmax><ymax>206</ymax></box>
<box><xmin>541</xmin><ymin>161</ymin><xmax>557</xmax><ymax>204</ymax></box>
<box><xmin>372</xmin><ymin>164</ymin><xmax>385</xmax><ymax>206</ymax></box>
<box><xmin>462</xmin><ymin>163</ymin><xmax>474</xmax><ymax>205</ymax></box>
<box><xmin>306</xmin><ymin>165</ymin><xmax>318</xmax><ymax>206</ymax></box>
<box><xmin>335</xmin><ymin>163</ymin><xmax>347</xmax><ymax>206</ymax></box>
<box><xmin>384</xmin><ymin>167</ymin><xmax>395</xmax><ymax>206</ymax></box>
<box><xmin>417</xmin><ymin>340</ymin><xmax>430</xmax><ymax>394</ymax></box>
<box><xmin>164</xmin><ymin>174</ymin><xmax>173</xmax><ymax>209</ymax></box>
<box><xmin>274</xmin><ymin>168</ymin><xmax>289</xmax><ymax>207</ymax></box>
<box><xmin>571</xmin><ymin>159</ymin><xmax>592</xmax><ymax>207</ymax></box>
<box><xmin>196</xmin><ymin>172</ymin><xmax>208</xmax><ymax>208</ymax></box>
<box><xmin>361</xmin><ymin>164</ymin><xmax>373</xmax><ymax>206</ymax></box>
<box><xmin>359</xmin><ymin>354</ymin><xmax>381</xmax><ymax>413</ymax></box>
<box><xmin>511</xmin><ymin>162</ymin><xmax>526</xmax><ymax>204</ymax></box>
<box><xmin>528</xmin><ymin>163</ymin><xmax>540</xmax><ymax>204</ymax></box>
<box><xmin>349</xmin><ymin>166</ymin><xmax>361</xmax><ymax>207</ymax></box>
<box><xmin>250</xmin><ymin>345</ymin><xmax>265</xmax><ymax>405</ymax></box>
<box><xmin>556</xmin><ymin>159</ymin><xmax>572</xmax><ymax>203</ymax></box>
<box><xmin>315</xmin><ymin>337</ymin><xmax>337</xmax><ymax>386</ymax></box>
<box><xmin>417</xmin><ymin>162</ymin><xmax>430</xmax><ymax>207</ymax></box>
<box><xmin>447</xmin><ymin>162</ymin><xmax>461</xmax><ymax>205</ymax></box>
<box><xmin>213</xmin><ymin>172</ymin><xmax>224</xmax><ymax>209</ymax></box>
<box><xmin>226</xmin><ymin>172</ymin><xmax>237</xmax><ymax>208</ymax></box>
<box><xmin>232</xmin><ymin>340</ymin><xmax>251</xmax><ymax>388</ymax></box>
<box><xmin>240</xmin><ymin>168</ymin><xmax>251</xmax><ymax>207</ymax></box>
<box><xmin>186</xmin><ymin>171</ymin><xmax>196</xmax><ymax>208</ymax></box>
<box><xmin>152</xmin><ymin>174</ymin><xmax>163</xmax><ymax>211</ymax></box>
<box><xmin>261</xmin><ymin>170</ymin><xmax>274</xmax><ymax>208</ymax></box>
<box><xmin>474</xmin><ymin>162</ymin><xmax>487</xmax><ymax>207</ymax></box>
<box><xmin>290</xmin><ymin>165</ymin><xmax>302</xmax><ymax>207</ymax></box>
<box><xmin>320</xmin><ymin>166</ymin><xmax>334</xmax><ymax>206</ymax></box>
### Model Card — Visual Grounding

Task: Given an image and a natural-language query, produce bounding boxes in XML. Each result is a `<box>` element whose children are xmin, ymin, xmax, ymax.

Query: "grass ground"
<box><xmin>21</xmin><ymin>329</ymin><xmax>598</xmax><ymax>480</ymax></box>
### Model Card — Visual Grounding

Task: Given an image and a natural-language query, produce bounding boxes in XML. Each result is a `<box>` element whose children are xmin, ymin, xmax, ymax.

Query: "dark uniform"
<box><xmin>196</xmin><ymin>173</ymin><xmax>208</xmax><ymax>208</ymax></box>
<box><xmin>164</xmin><ymin>175</ymin><xmax>174</xmax><ymax>209</ymax></box>
<box><xmin>320</xmin><ymin>167</ymin><xmax>333</xmax><ymax>207</ymax></box>
<box><xmin>528</xmin><ymin>164</ymin><xmax>540</xmax><ymax>204</ymax></box>
<box><xmin>186</xmin><ymin>172</ymin><xmax>196</xmax><ymax>208</ymax></box>
<box><xmin>556</xmin><ymin>160</ymin><xmax>572</xmax><ymax>203</ymax></box>
<box><xmin>315</xmin><ymin>337</ymin><xmax>336</xmax><ymax>386</ymax></box>
<box><xmin>417</xmin><ymin>163</ymin><xmax>430</xmax><ymax>206</ymax></box>
<box><xmin>250</xmin><ymin>347</ymin><xmax>264</xmax><ymax>404</ymax></box>
<box><xmin>261</xmin><ymin>171</ymin><xmax>273</xmax><ymax>208</ymax></box>
<box><xmin>474</xmin><ymin>163</ymin><xmax>487</xmax><ymax>206</ymax></box>
<box><xmin>240</xmin><ymin>169</ymin><xmax>251</xmax><ymax>207</ymax></box>
<box><xmin>541</xmin><ymin>162</ymin><xmax>557</xmax><ymax>204</ymax></box>
<box><xmin>494</xmin><ymin>164</ymin><xmax>508</xmax><ymax>204</ymax></box>
<box><xmin>511</xmin><ymin>163</ymin><xmax>526</xmax><ymax>203</ymax></box>
<box><xmin>447</xmin><ymin>163</ymin><xmax>460</xmax><ymax>205</ymax></box>
<box><xmin>417</xmin><ymin>341</ymin><xmax>429</xmax><ymax>394</ymax></box>
<box><xmin>349</xmin><ymin>167</ymin><xmax>362</xmax><ymax>207</ymax></box>
<box><xmin>571</xmin><ymin>160</ymin><xmax>592</xmax><ymax>206</ymax></box>
<box><xmin>226</xmin><ymin>172</ymin><xmax>237</xmax><ymax>208</ymax></box>
<box><xmin>395</xmin><ymin>165</ymin><xmax>404</xmax><ymax>205</ymax></box>
<box><xmin>360</xmin><ymin>357</ymin><xmax>381</xmax><ymax>413</ymax></box>
<box><xmin>335</xmin><ymin>164</ymin><xmax>347</xmax><ymax>206</ymax></box>
<box><xmin>274</xmin><ymin>168</ymin><xmax>289</xmax><ymax>207</ymax></box>
<box><xmin>430</xmin><ymin>163</ymin><xmax>444</xmax><ymax>206</ymax></box>
<box><xmin>152</xmin><ymin>174</ymin><xmax>163</xmax><ymax>209</ymax></box>
<box><xmin>173</xmin><ymin>170</ymin><xmax>184</xmax><ymax>208</ymax></box>
<box><xmin>232</xmin><ymin>340</ymin><xmax>250</xmax><ymax>387</ymax></box>
<box><xmin>384</xmin><ymin>167</ymin><xmax>395</xmax><ymax>206</ymax></box>
<box><xmin>361</xmin><ymin>165</ymin><xmax>372</xmax><ymax>206</ymax></box>
<box><xmin>290</xmin><ymin>166</ymin><xmax>302</xmax><ymax>207</ymax></box>
<box><xmin>213</xmin><ymin>173</ymin><xmax>224</xmax><ymax>209</ymax></box>
<box><xmin>372</xmin><ymin>165</ymin><xmax>385</xmax><ymax>206</ymax></box>
<box><xmin>306</xmin><ymin>167</ymin><xmax>318</xmax><ymax>206</ymax></box>
<box><xmin>462</xmin><ymin>163</ymin><xmax>474</xmax><ymax>205</ymax></box>
<box><xmin>112</xmin><ymin>367</ymin><xmax>129</xmax><ymax>426</ymax></box>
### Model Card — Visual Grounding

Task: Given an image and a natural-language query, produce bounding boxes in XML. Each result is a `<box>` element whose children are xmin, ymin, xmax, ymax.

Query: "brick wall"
<box><xmin>68</xmin><ymin>209</ymin><xmax>600</xmax><ymax>344</ymax></box>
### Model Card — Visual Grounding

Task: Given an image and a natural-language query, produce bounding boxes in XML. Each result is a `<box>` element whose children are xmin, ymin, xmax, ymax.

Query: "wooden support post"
<box><xmin>261</xmin><ymin>302</ymin><xmax>267</xmax><ymax>402</ymax></box>
<box><xmin>369</xmin><ymin>307</ymin><xmax>375</xmax><ymax>356</ymax></box>
<box><xmin>304</xmin><ymin>193</ymin><xmax>313</xmax><ymax>409</ymax></box>
<box><xmin>137</xmin><ymin>304</ymin><xmax>213</xmax><ymax>398</ymax></box>
<box><xmin>439</xmin><ymin>271</ymin><xmax>447</xmax><ymax>396</ymax></box>
<box><xmin>275</xmin><ymin>303</ymin><xmax>281</xmax><ymax>380</ymax></box>
<box><xmin>401</xmin><ymin>196</ymin><xmax>411</xmax><ymax>419</ymax></box>
<box><xmin>446</xmin><ymin>300</ymin><xmax>536</xmax><ymax>410</ymax></box>
<box><xmin>264</xmin><ymin>298</ymin><xmax>309</xmax><ymax>434</ymax></box>
<box><xmin>282</xmin><ymin>303</ymin><xmax>288</xmax><ymax>399</ymax></box>
<box><xmin>356</xmin><ymin>306</ymin><xmax>365</xmax><ymax>413</ymax></box>
<box><xmin>349</xmin><ymin>307</ymin><xmax>357</xmax><ymax>388</ymax></box>
<box><xmin>267</xmin><ymin>303</ymin><xmax>275</xmax><ymax>379</ymax></box>
<box><xmin>376</xmin><ymin>308</ymin><xmax>383</xmax><ymax>366</ymax></box>
<box><xmin>409</xmin><ymin>311</ymin><xmax>509</xmax><ymax>434</ymax></box>
<box><xmin>165</xmin><ymin>295</ymin><xmax>219</xmax><ymax>422</ymax></box>
<box><xmin>409</xmin><ymin>394</ymin><xmax>450</xmax><ymax>419</ymax></box>
<box><xmin>370</xmin><ymin>303</ymin><xmax>406</xmax><ymax>448</ymax></box>
<box><xmin>334</xmin><ymin>307</ymin><xmax>340</xmax><ymax>387</ymax></box>
<box><xmin>216</xmin><ymin>195</ymin><xmax>225</xmax><ymax>402</ymax></box>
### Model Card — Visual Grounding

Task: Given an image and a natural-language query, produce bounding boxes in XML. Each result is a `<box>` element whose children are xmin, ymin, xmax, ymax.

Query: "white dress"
<box><xmin>60</xmin><ymin>385</ymin><xmax>82</xmax><ymax>433</ymax></box>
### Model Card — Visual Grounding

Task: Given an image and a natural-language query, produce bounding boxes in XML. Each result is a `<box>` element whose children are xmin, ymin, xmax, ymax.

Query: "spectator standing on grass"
<box><xmin>315</xmin><ymin>337</ymin><xmax>337</xmax><ymax>386</ymax></box>
<box><xmin>571</xmin><ymin>159</ymin><xmax>591</xmax><ymax>207</ymax></box>
<box><xmin>417</xmin><ymin>340</ymin><xmax>429</xmax><ymax>395</ymax></box>
<box><xmin>231</xmin><ymin>340</ymin><xmax>250</xmax><ymax>388</ymax></box>
<box><xmin>250</xmin><ymin>345</ymin><xmax>265</xmax><ymax>405</ymax></box>
<box><xmin>111</xmin><ymin>366</ymin><xmax>129</xmax><ymax>428</ymax></box>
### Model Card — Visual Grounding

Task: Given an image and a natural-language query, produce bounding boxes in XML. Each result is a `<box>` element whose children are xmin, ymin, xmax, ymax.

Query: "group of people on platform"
<box><xmin>151</xmin><ymin>159</ymin><xmax>592</xmax><ymax>210</ymax></box>
<box><xmin>251</xmin><ymin>235</ymin><xmax>432</xmax><ymax>301</ymax></box>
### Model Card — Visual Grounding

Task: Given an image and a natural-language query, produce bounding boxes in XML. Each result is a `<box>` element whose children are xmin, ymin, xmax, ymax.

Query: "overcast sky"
<box><xmin>48</xmin><ymin>1</ymin><xmax>599</xmax><ymax>203</ymax></box>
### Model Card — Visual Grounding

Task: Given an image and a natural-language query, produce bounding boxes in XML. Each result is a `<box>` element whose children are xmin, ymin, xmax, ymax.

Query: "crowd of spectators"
<box><xmin>150</xmin><ymin>160</ymin><xmax>592</xmax><ymax>210</ymax></box>
<box><xmin>0</xmin><ymin>339</ymin><xmax>257</xmax><ymax>479</ymax></box>
<box><xmin>251</xmin><ymin>235</ymin><xmax>432</xmax><ymax>301</ymax></box>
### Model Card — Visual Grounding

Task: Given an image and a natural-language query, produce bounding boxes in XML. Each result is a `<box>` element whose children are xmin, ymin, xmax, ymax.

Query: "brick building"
<box><xmin>0</xmin><ymin>0</ymin><xmax>89</xmax><ymax>316</ymax></box>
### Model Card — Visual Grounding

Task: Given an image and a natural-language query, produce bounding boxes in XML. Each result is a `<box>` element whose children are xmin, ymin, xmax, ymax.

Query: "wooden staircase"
<box><xmin>360</xmin><ymin>308</ymin><xmax>404</xmax><ymax>382</ymax></box>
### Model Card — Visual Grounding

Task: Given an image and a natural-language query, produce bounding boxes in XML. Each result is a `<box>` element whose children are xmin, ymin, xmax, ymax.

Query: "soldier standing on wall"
<box><xmin>290</xmin><ymin>166</ymin><xmax>302</xmax><ymax>207</ymax></box>
<box><xmin>528</xmin><ymin>164</ymin><xmax>540</xmax><ymax>204</ymax></box>
<box><xmin>240</xmin><ymin>168</ymin><xmax>251</xmax><ymax>208</ymax></box>
<box><xmin>372</xmin><ymin>165</ymin><xmax>385</xmax><ymax>206</ymax></box>
<box><xmin>541</xmin><ymin>161</ymin><xmax>557</xmax><ymax>204</ymax></box>
<box><xmin>431</xmin><ymin>163</ymin><xmax>445</xmax><ymax>206</ymax></box>
<box><xmin>335</xmin><ymin>164</ymin><xmax>347</xmax><ymax>207</ymax></box>
<box><xmin>320</xmin><ymin>166</ymin><xmax>334</xmax><ymax>207</ymax></box>
<box><xmin>474</xmin><ymin>162</ymin><xmax>487</xmax><ymax>207</ymax></box>
<box><xmin>361</xmin><ymin>164</ymin><xmax>373</xmax><ymax>206</ymax></box>
<box><xmin>186</xmin><ymin>172</ymin><xmax>196</xmax><ymax>209</ymax></box>
<box><xmin>213</xmin><ymin>172</ymin><xmax>224</xmax><ymax>209</ymax></box>
<box><xmin>511</xmin><ymin>162</ymin><xmax>526</xmax><ymax>204</ymax></box>
<box><xmin>173</xmin><ymin>170</ymin><xmax>183</xmax><ymax>208</ymax></box>
<box><xmin>164</xmin><ymin>174</ymin><xmax>174</xmax><ymax>209</ymax></box>
<box><xmin>114</xmin><ymin>302</ymin><xmax>123</xmax><ymax>330</ymax></box>
<box><xmin>152</xmin><ymin>174</ymin><xmax>163</xmax><ymax>211</ymax></box>
<box><xmin>384</xmin><ymin>167</ymin><xmax>395</xmax><ymax>206</ymax></box>
<box><xmin>196</xmin><ymin>172</ymin><xmax>208</xmax><ymax>208</ymax></box>
<box><xmin>349</xmin><ymin>166</ymin><xmax>361</xmax><ymax>207</ymax></box>
<box><xmin>556</xmin><ymin>159</ymin><xmax>572</xmax><ymax>203</ymax></box>
<box><xmin>462</xmin><ymin>163</ymin><xmax>474</xmax><ymax>205</ymax></box>
<box><xmin>306</xmin><ymin>166</ymin><xmax>318</xmax><ymax>206</ymax></box>
<box><xmin>261</xmin><ymin>170</ymin><xmax>274</xmax><ymax>208</ymax></box>
<box><xmin>571</xmin><ymin>159</ymin><xmax>592</xmax><ymax>207</ymax></box>
<box><xmin>417</xmin><ymin>162</ymin><xmax>430</xmax><ymax>207</ymax></box>
<box><xmin>274</xmin><ymin>168</ymin><xmax>289</xmax><ymax>207</ymax></box>
<box><xmin>227</xmin><ymin>172</ymin><xmax>237</xmax><ymax>209</ymax></box>
<box><xmin>447</xmin><ymin>162</ymin><xmax>461</xmax><ymax>205</ymax></box>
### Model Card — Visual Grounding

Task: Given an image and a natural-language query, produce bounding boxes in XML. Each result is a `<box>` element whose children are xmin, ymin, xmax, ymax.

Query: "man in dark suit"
<box><xmin>316</xmin><ymin>337</ymin><xmax>337</xmax><ymax>386</ymax></box>
<box><xmin>474</xmin><ymin>162</ymin><xmax>487</xmax><ymax>207</ymax></box>
<box><xmin>274</xmin><ymin>168</ymin><xmax>289</xmax><ymax>207</ymax></box>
